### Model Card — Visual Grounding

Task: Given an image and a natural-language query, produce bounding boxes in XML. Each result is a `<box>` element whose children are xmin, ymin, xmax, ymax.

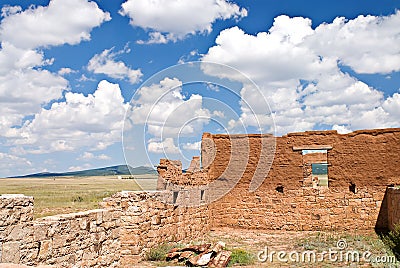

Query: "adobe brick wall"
<box><xmin>157</xmin><ymin>158</ymin><xmax>210</xmax><ymax>188</ymax></box>
<box><xmin>205</xmin><ymin>128</ymin><xmax>400</xmax><ymax>189</ymax></box>
<box><xmin>302</xmin><ymin>152</ymin><xmax>327</xmax><ymax>164</ymax></box>
<box><xmin>205</xmin><ymin>128</ymin><xmax>400</xmax><ymax>230</ymax></box>
<box><xmin>0</xmin><ymin>191</ymin><xmax>210</xmax><ymax>267</ymax></box>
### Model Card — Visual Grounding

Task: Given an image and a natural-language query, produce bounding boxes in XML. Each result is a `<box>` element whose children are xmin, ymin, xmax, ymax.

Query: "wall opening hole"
<box><xmin>276</xmin><ymin>185</ymin><xmax>284</xmax><ymax>193</ymax></box>
<box><xmin>200</xmin><ymin>190</ymin><xmax>205</xmax><ymax>201</ymax></box>
<box><xmin>349</xmin><ymin>183</ymin><xmax>356</xmax><ymax>194</ymax></box>
<box><xmin>173</xmin><ymin>191</ymin><xmax>179</xmax><ymax>203</ymax></box>
<box><xmin>301</xmin><ymin>149</ymin><xmax>329</xmax><ymax>188</ymax></box>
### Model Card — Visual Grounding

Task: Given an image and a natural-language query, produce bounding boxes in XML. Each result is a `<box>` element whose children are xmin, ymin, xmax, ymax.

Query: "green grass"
<box><xmin>228</xmin><ymin>248</ymin><xmax>255</xmax><ymax>266</ymax></box>
<box><xmin>145</xmin><ymin>243</ymin><xmax>176</xmax><ymax>262</ymax></box>
<box><xmin>0</xmin><ymin>175</ymin><xmax>157</xmax><ymax>218</ymax></box>
<box><xmin>296</xmin><ymin>231</ymin><xmax>339</xmax><ymax>250</ymax></box>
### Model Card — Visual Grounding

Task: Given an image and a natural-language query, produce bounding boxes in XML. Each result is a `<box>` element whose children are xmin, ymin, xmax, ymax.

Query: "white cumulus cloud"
<box><xmin>87</xmin><ymin>47</ymin><xmax>142</xmax><ymax>84</ymax></box>
<box><xmin>0</xmin><ymin>0</ymin><xmax>114</xmax><ymax>171</ymax></box>
<box><xmin>0</xmin><ymin>0</ymin><xmax>111</xmax><ymax>49</ymax></box>
<box><xmin>58</xmin><ymin>68</ymin><xmax>76</xmax><ymax>76</ymax></box>
<box><xmin>148</xmin><ymin>138</ymin><xmax>180</xmax><ymax>154</ymax></box>
<box><xmin>182</xmin><ymin>141</ymin><xmax>201</xmax><ymax>151</ymax></box>
<box><xmin>77</xmin><ymin>152</ymin><xmax>111</xmax><ymax>161</ymax></box>
<box><xmin>68</xmin><ymin>163</ymin><xmax>92</xmax><ymax>172</ymax></box>
<box><xmin>129</xmin><ymin>77</ymin><xmax>210</xmax><ymax>138</ymax></box>
<box><xmin>120</xmin><ymin>0</ymin><xmax>247</xmax><ymax>43</ymax></box>
<box><xmin>202</xmin><ymin>13</ymin><xmax>400</xmax><ymax>134</ymax></box>
<box><xmin>306</xmin><ymin>11</ymin><xmax>400</xmax><ymax>74</ymax></box>
<box><xmin>1</xmin><ymin>5</ymin><xmax>22</xmax><ymax>17</ymax></box>
<box><xmin>0</xmin><ymin>42</ymin><xmax>68</xmax><ymax>131</ymax></box>
<box><xmin>7</xmin><ymin>80</ymin><xmax>128</xmax><ymax>154</ymax></box>
<box><xmin>0</xmin><ymin>152</ymin><xmax>32</xmax><ymax>177</ymax></box>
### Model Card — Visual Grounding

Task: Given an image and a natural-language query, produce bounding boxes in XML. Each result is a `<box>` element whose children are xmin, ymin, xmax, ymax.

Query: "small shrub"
<box><xmin>381</xmin><ymin>224</ymin><xmax>400</xmax><ymax>259</ymax></box>
<box><xmin>145</xmin><ymin>243</ymin><xmax>175</xmax><ymax>261</ymax></box>
<box><xmin>72</xmin><ymin>196</ymin><xmax>83</xmax><ymax>202</ymax></box>
<box><xmin>228</xmin><ymin>248</ymin><xmax>255</xmax><ymax>266</ymax></box>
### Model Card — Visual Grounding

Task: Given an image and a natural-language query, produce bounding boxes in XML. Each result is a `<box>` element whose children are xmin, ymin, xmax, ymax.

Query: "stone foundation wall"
<box><xmin>0</xmin><ymin>193</ymin><xmax>121</xmax><ymax>267</ymax></box>
<box><xmin>0</xmin><ymin>195</ymin><xmax>34</xmax><ymax>264</ymax></box>
<box><xmin>210</xmin><ymin>186</ymin><xmax>387</xmax><ymax>230</ymax></box>
<box><xmin>101</xmin><ymin>191</ymin><xmax>210</xmax><ymax>266</ymax></box>
<box><xmin>33</xmin><ymin>208</ymin><xmax>121</xmax><ymax>267</ymax></box>
<box><xmin>0</xmin><ymin>191</ymin><xmax>210</xmax><ymax>267</ymax></box>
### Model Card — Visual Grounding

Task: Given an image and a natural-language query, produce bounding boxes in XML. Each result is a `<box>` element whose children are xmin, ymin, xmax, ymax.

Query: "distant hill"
<box><xmin>10</xmin><ymin>165</ymin><xmax>157</xmax><ymax>178</ymax></box>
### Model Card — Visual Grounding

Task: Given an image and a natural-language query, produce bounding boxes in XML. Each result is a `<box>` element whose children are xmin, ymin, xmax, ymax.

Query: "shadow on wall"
<box><xmin>376</xmin><ymin>187</ymin><xmax>389</xmax><ymax>231</ymax></box>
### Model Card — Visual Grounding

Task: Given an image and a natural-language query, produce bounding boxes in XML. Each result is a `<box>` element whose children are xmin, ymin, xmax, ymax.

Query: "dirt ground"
<box><xmin>142</xmin><ymin>227</ymin><xmax>398</xmax><ymax>267</ymax></box>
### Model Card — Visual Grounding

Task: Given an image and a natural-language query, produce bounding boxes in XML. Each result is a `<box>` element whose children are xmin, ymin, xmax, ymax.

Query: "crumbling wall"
<box><xmin>0</xmin><ymin>195</ymin><xmax>34</xmax><ymax>264</ymax></box>
<box><xmin>157</xmin><ymin>158</ymin><xmax>210</xmax><ymax>188</ymax></box>
<box><xmin>0</xmin><ymin>194</ymin><xmax>121</xmax><ymax>267</ymax></box>
<box><xmin>101</xmin><ymin>191</ymin><xmax>210</xmax><ymax>266</ymax></box>
<box><xmin>205</xmin><ymin>128</ymin><xmax>400</xmax><ymax>230</ymax></box>
<box><xmin>32</xmin><ymin>208</ymin><xmax>121</xmax><ymax>267</ymax></box>
<box><xmin>0</xmin><ymin>191</ymin><xmax>210</xmax><ymax>267</ymax></box>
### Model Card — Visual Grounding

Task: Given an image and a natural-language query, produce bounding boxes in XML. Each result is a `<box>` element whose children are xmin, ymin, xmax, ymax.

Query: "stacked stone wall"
<box><xmin>0</xmin><ymin>195</ymin><xmax>34</xmax><ymax>264</ymax></box>
<box><xmin>101</xmin><ymin>191</ymin><xmax>210</xmax><ymax>266</ymax></box>
<box><xmin>210</xmin><ymin>186</ymin><xmax>387</xmax><ymax>230</ymax></box>
<box><xmin>0</xmin><ymin>194</ymin><xmax>121</xmax><ymax>267</ymax></box>
<box><xmin>0</xmin><ymin>191</ymin><xmax>210</xmax><ymax>267</ymax></box>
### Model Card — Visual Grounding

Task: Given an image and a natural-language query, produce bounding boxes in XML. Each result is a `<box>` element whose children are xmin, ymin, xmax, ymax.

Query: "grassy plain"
<box><xmin>0</xmin><ymin>174</ymin><xmax>157</xmax><ymax>218</ymax></box>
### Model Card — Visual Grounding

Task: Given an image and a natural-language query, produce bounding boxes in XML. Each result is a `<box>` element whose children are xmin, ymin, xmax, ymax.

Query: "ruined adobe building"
<box><xmin>158</xmin><ymin>128</ymin><xmax>400</xmax><ymax>230</ymax></box>
<box><xmin>1</xmin><ymin>128</ymin><xmax>400</xmax><ymax>267</ymax></box>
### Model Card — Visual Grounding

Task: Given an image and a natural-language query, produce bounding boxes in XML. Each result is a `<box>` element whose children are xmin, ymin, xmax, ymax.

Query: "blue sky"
<box><xmin>0</xmin><ymin>0</ymin><xmax>399</xmax><ymax>177</ymax></box>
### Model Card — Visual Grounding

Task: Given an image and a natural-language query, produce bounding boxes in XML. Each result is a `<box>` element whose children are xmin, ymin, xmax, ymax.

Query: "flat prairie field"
<box><xmin>0</xmin><ymin>175</ymin><xmax>158</xmax><ymax>218</ymax></box>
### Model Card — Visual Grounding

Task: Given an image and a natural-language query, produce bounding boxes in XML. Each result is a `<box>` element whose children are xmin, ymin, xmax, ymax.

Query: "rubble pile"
<box><xmin>166</xmin><ymin>241</ymin><xmax>231</xmax><ymax>267</ymax></box>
